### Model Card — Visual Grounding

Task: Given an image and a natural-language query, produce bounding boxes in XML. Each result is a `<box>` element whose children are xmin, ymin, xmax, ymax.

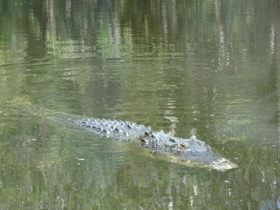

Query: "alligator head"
<box><xmin>141</xmin><ymin>131</ymin><xmax>237</xmax><ymax>171</ymax></box>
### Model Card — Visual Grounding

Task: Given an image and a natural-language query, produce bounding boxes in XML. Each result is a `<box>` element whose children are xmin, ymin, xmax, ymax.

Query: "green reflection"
<box><xmin>0</xmin><ymin>0</ymin><xmax>280</xmax><ymax>209</ymax></box>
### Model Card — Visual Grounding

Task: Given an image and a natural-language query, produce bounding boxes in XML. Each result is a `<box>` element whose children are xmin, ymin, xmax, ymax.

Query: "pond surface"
<box><xmin>0</xmin><ymin>0</ymin><xmax>280</xmax><ymax>209</ymax></box>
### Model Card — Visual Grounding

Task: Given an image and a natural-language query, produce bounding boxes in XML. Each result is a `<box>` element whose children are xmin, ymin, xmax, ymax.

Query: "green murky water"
<box><xmin>0</xmin><ymin>0</ymin><xmax>280</xmax><ymax>209</ymax></box>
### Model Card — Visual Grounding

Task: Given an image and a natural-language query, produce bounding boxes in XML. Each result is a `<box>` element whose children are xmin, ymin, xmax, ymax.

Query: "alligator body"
<box><xmin>75</xmin><ymin>118</ymin><xmax>152</xmax><ymax>141</ymax></box>
<box><xmin>74</xmin><ymin>118</ymin><xmax>237</xmax><ymax>171</ymax></box>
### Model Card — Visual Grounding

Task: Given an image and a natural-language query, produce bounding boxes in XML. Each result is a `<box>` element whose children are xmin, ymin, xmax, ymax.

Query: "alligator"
<box><xmin>74</xmin><ymin>118</ymin><xmax>237</xmax><ymax>171</ymax></box>
<box><xmin>3</xmin><ymin>96</ymin><xmax>237</xmax><ymax>171</ymax></box>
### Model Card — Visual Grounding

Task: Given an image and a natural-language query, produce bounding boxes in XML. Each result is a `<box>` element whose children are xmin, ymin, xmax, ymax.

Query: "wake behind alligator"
<box><xmin>74</xmin><ymin>118</ymin><xmax>237</xmax><ymax>171</ymax></box>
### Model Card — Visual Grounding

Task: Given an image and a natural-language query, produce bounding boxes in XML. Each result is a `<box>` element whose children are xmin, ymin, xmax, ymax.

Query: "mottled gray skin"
<box><xmin>75</xmin><ymin>118</ymin><xmax>237</xmax><ymax>171</ymax></box>
<box><xmin>74</xmin><ymin>118</ymin><xmax>151</xmax><ymax>141</ymax></box>
<box><xmin>141</xmin><ymin>131</ymin><xmax>237</xmax><ymax>171</ymax></box>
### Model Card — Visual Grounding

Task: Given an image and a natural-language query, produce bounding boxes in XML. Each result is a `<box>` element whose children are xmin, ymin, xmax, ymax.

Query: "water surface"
<box><xmin>0</xmin><ymin>0</ymin><xmax>280</xmax><ymax>209</ymax></box>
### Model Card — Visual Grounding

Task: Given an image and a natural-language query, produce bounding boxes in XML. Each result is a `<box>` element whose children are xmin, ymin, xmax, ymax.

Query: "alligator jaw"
<box><xmin>209</xmin><ymin>157</ymin><xmax>238</xmax><ymax>171</ymax></box>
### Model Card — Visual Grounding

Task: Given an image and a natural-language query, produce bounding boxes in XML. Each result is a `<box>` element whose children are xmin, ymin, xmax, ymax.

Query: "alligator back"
<box><xmin>74</xmin><ymin>118</ymin><xmax>152</xmax><ymax>141</ymax></box>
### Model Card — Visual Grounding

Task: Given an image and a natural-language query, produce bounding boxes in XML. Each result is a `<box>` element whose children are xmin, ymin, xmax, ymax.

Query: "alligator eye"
<box><xmin>178</xmin><ymin>144</ymin><xmax>187</xmax><ymax>149</ymax></box>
